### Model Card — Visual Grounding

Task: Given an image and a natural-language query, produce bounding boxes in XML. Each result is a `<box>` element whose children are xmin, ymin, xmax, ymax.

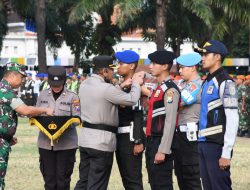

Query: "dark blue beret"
<box><xmin>115</xmin><ymin>50</ymin><xmax>139</xmax><ymax>63</ymax></box>
<box><xmin>148</xmin><ymin>50</ymin><xmax>176</xmax><ymax>64</ymax></box>
<box><xmin>194</xmin><ymin>40</ymin><xmax>228</xmax><ymax>57</ymax></box>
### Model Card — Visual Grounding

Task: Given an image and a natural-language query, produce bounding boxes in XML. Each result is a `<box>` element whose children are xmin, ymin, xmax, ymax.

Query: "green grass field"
<box><xmin>4</xmin><ymin>118</ymin><xmax>250</xmax><ymax>190</ymax></box>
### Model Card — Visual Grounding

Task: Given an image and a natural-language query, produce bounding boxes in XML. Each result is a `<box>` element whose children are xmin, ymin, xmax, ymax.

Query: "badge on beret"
<box><xmin>154</xmin><ymin>90</ymin><xmax>161</xmax><ymax>98</ymax></box>
<box><xmin>166</xmin><ymin>90</ymin><xmax>174</xmax><ymax>103</ymax></box>
<box><xmin>207</xmin><ymin>86</ymin><xmax>214</xmax><ymax>94</ymax></box>
<box><xmin>229</xmin><ymin>83</ymin><xmax>236</xmax><ymax>95</ymax></box>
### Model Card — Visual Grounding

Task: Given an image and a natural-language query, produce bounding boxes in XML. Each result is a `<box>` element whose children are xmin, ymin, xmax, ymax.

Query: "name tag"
<box><xmin>207</xmin><ymin>86</ymin><xmax>214</xmax><ymax>94</ymax></box>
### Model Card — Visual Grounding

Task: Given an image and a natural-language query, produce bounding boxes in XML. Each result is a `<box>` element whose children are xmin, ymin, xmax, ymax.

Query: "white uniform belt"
<box><xmin>198</xmin><ymin>125</ymin><xmax>223</xmax><ymax>137</ymax></box>
<box><xmin>178</xmin><ymin>123</ymin><xmax>198</xmax><ymax>132</ymax></box>
<box><xmin>117</xmin><ymin>126</ymin><xmax>131</xmax><ymax>134</ymax></box>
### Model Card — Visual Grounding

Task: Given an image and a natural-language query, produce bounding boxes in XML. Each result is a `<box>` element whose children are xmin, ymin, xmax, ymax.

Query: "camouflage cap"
<box><xmin>6</xmin><ymin>62</ymin><xmax>26</xmax><ymax>76</ymax></box>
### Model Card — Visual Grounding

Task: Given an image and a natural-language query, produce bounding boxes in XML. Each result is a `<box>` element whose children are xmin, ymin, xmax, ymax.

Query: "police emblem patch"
<box><xmin>207</xmin><ymin>86</ymin><xmax>214</xmax><ymax>94</ymax></box>
<box><xmin>229</xmin><ymin>83</ymin><xmax>236</xmax><ymax>95</ymax></box>
<box><xmin>154</xmin><ymin>90</ymin><xmax>161</xmax><ymax>98</ymax></box>
<box><xmin>166</xmin><ymin>90</ymin><xmax>174</xmax><ymax>103</ymax></box>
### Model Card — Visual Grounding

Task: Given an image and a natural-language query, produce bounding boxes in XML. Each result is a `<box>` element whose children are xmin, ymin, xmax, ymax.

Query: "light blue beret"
<box><xmin>176</xmin><ymin>53</ymin><xmax>201</xmax><ymax>67</ymax></box>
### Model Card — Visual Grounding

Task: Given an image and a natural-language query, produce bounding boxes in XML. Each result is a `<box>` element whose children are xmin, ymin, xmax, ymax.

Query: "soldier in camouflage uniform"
<box><xmin>243</xmin><ymin>77</ymin><xmax>250</xmax><ymax>137</ymax></box>
<box><xmin>0</xmin><ymin>62</ymin><xmax>53</xmax><ymax>190</ymax></box>
<box><xmin>237</xmin><ymin>76</ymin><xmax>248</xmax><ymax>137</ymax></box>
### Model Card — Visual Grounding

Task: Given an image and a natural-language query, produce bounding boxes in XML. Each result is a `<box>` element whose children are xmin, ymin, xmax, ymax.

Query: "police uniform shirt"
<box><xmin>36</xmin><ymin>87</ymin><xmax>80</xmax><ymax>150</ymax></box>
<box><xmin>78</xmin><ymin>74</ymin><xmax>141</xmax><ymax>152</ymax></box>
<box><xmin>177</xmin><ymin>75</ymin><xmax>202</xmax><ymax>125</ymax></box>
<box><xmin>158</xmin><ymin>76</ymin><xmax>180</xmax><ymax>154</ymax></box>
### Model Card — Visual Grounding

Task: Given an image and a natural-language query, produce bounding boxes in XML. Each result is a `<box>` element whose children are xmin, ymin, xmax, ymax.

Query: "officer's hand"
<box><xmin>46</xmin><ymin>108</ymin><xmax>54</xmax><ymax>116</ymax></box>
<box><xmin>154</xmin><ymin>152</ymin><xmax>165</xmax><ymax>164</ymax></box>
<box><xmin>120</xmin><ymin>78</ymin><xmax>132</xmax><ymax>89</ymax></box>
<box><xmin>133</xmin><ymin>144</ymin><xmax>144</xmax><ymax>156</ymax></box>
<box><xmin>10</xmin><ymin>137</ymin><xmax>17</xmax><ymax>146</ymax></box>
<box><xmin>219</xmin><ymin>157</ymin><xmax>231</xmax><ymax>170</ymax></box>
<box><xmin>141</xmin><ymin>85</ymin><xmax>151</xmax><ymax>97</ymax></box>
<box><xmin>132</xmin><ymin>75</ymin><xmax>143</xmax><ymax>85</ymax></box>
<box><xmin>134</xmin><ymin>71</ymin><xmax>145</xmax><ymax>78</ymax></box>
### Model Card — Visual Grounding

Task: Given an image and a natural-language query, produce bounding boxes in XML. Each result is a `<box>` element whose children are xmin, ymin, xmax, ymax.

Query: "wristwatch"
<box><xmin>134</xmin><ymin>139</ymin><xmax>142</xmax><ymax>145</ymax></box>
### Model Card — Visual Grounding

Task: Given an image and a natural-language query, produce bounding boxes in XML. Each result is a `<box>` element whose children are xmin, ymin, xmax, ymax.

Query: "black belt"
<box><xmin>0</xmin><ymin>133</ymin><xmax>13</xmax><ymax>143</ymax></box>
<box><xmin>83</xmin><ymin>122</ymin><xmax>117</xmax><ymax>133</ymax></box>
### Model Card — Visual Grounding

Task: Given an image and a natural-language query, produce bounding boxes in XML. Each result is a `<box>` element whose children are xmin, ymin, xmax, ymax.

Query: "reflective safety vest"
<box><xmin>146</xmin><ymin>80</ymin><xmax>180</xmax><ymax>137</ymax></box>
<box><xmin>199</xmin><ymin>68</ymin><xmax>235</xmax><ymax>145</ymax></box>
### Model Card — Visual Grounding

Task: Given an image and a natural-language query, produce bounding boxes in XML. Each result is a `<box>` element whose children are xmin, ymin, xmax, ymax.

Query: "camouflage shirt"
<box><xmin>0</xmin><ymin>79</ymin><xmax>24</xmax><ymax>137</ymax></box>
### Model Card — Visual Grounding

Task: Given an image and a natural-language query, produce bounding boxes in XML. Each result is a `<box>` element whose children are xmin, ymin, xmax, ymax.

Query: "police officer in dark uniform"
<box><xmin>173</xmin><ymin>53</ymin><xmax>203</xmax><ymax>190</ymax></box>
<box><xmin>36</xmin><ymin>66</ymin><xmax>80</xmax><ymax>190</ymax></box>
<box><xmin>24</xmin><ymin>73</ymin><xmax>35</xmax><ymax>106</ymax></box>
<box><xmin>145</xmin><ymin>50</ymin><xmax>180</xmax><ymax>190</ymax></box>
<box><xmin>194</xmin><ymin>40</ymin><xmax>239</xmax><ymax>190</ymax></box>
<box><xmin>115</xmin><ymin>50</ymin><xmax>145</xmax><ymax>190</ymax></box>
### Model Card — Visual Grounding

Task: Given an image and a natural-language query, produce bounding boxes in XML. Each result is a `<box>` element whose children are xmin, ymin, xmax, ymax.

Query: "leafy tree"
<box><xmin>68</xmin><ymin>0</ymin><xmax>142</xmax><ymax>55</ymax></box>
<box><xmin>53</xmin><ymin>0</ymin><xmax>94</xmax><ymax>70</ymax></box>
<box><xmin>0</xmin><ymin>0</ymin><xmax>9</xmax><ymax>52</ymax></box>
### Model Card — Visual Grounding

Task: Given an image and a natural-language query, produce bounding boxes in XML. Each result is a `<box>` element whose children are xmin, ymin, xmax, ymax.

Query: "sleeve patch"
<box><xmin>166</xmin><ymin>90</ymin><xmax>174</xmax><ymax>103</ymax></box>
<box><xmin>223</xmin><ymin>81</ymin><xmax>238</xmax><ymax>108</ymax></box>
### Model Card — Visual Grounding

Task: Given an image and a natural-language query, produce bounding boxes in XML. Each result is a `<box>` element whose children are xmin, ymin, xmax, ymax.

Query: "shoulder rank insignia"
<box><xmin>29</xmin><ymin>116</ymin><xmax>81</xmax><ymax>146</ymax></box>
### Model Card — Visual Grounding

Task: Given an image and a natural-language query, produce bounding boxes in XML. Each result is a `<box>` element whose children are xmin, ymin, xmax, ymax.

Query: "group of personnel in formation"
<box><xmin>0</xmin><ymin>39</ymin><xmax>246</xmax><ymax>190</ymax></box>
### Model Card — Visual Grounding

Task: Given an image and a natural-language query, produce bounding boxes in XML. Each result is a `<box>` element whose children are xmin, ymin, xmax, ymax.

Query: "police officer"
<box><xmin>194</xmin><ymin>40</ymin><xmax>239</xmax><ymax>190</ymax></box>
<box><xmin>75</xmin><ymin>55</ymin><xmax>143</xmax><ymax>190</ymax></box>
<box><xmin>0</xmin><ymin>62</ymin><xmax>53</xmax><ymax>189</ymax></box>
<box><xmin>173</xmin><ymin>53</ymin><xmax>203</xmax><ymax>190</ymax></box>
<box><xmin>24</xmin><ymin>73</ymin><xmax>35</xmax><ymax>106</ymax></box>
<box><xmin>115</xmin><ymin>50</ymin><xmax>145</xmax><ymax>190</ymax></box>
<box><xmin>40</xmin><ymin>73</ymin><xmax>49</xmax><ymax>91</ymax></box>
<box><xmin>69</xmin><ymin>73</ymin><xmax>80</xmax><ymax>94</ymax></box>
<box><xmin>145</xmin><ymin>50</ymin><xmax>180</xmax><ymax>190</ymax></box>
<box><xmin>36</xmin><ymin>66</ymin><xmax>80</xmax><ymax>190</ymax></box>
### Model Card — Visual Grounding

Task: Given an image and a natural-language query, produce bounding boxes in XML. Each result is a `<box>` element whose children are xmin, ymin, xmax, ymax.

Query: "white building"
<box><xmin>0</xmin><ymin>22</ymin><xmax>75</xmax><ymax>69</ymax></box>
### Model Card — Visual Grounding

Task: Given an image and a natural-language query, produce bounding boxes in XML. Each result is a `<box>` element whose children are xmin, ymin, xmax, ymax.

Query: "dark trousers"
<box><xmin>145</xmin><ymin>137</ymin><xmax>173</xmax><ymax>190</ymax></box>
<box><xmin>173</xmin><ymin>131</ymin><xmax>202</xmax><ymax>190</ymax></box>
<box><xmin>174</xmin><ymin>162</ymin><xmax>201</xmax><ymax>190</ymax></box>
<box><xmin>198</xmin><ymin>142</ymin><xmax>232</xmax><ymax>190</ymax></box>
<box><xmin>39</xmin><ymin>148</ymin><xmax>76</xmax><ymax>190</ymax></box>
<box><xmin>116</xmin><ymin>133</ymin><xmax>143</xmax><ymax>190</ymax></box>
<box><xmin>74</xmin><ymin>147</ymin><xmax>113</xmax><ymax>190</ymax></box>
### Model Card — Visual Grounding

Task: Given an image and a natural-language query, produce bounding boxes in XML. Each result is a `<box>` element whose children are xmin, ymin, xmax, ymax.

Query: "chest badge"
<box><xmin>154</xmin><ymin>90</ymin><xmax>161</xmax><ymax>98</ymax></box>
<box><xmin>207</xmin><ymin>86</ymin><xmax>214</xmax><ymax>94</ymax></box>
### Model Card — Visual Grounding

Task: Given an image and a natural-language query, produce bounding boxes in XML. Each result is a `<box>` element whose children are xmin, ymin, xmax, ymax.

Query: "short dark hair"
<box><xmin>166</xmin><ymin>62</ymin><xmax>173</xmax><ymax>71</ymax></box>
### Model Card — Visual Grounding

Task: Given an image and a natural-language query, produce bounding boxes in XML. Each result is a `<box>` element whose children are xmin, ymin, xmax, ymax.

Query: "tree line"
<box><xmin>0</xmin><ymin>0</ymin><xmax>249</xmax><ymax>73</ymax></box>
